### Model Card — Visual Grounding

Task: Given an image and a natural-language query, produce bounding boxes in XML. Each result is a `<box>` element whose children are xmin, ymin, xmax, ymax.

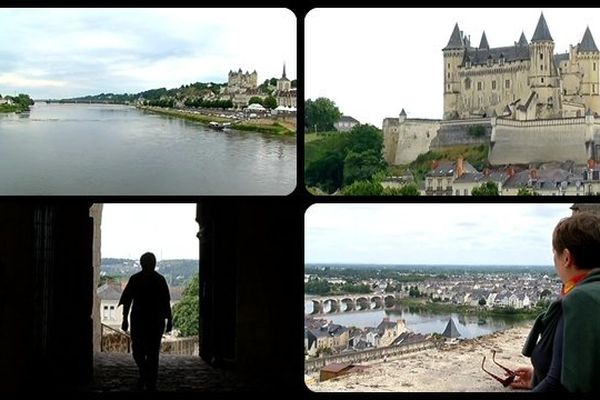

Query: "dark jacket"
<box><xmin>523</xmin><ymin>269</ymin><xmax>600</xmax><ymax>392</ymax></box>
<box><xmin>119</xmin><ymin>270</ymin><xmax>172</xmax><ymax>325</ymax></box>
<box><xmin>562</xmin><ymin>269</ymin><xmax>600</xmax><ymax>392</ymax></box>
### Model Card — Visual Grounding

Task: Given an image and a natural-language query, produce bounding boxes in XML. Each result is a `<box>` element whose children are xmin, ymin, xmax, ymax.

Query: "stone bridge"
<box><xmin>307</xmin><ymin>293</ymin><xmax>404</xmax><ymax>315</ymax></box>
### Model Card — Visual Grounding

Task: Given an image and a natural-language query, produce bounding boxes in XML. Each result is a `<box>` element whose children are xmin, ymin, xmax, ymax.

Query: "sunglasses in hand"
<box><xmin>481</xmin><ymin>350</ymin><xmax>516</xmax><ymax>387</ymax></box>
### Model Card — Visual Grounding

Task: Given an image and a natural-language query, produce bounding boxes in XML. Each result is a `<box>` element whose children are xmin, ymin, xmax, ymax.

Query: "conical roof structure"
<box><xmin>441</xmin><ymin>318</ymin><xmax>461</xmax><ymax>338</ymax></box>
<box><xmin>532</xmin><ymin>13</ymin><xmax>553</xmax><ymax>42</ymax></box>
<box><xmin>479</xmin><ymin>31</ymin><xmax>489</xmax><ymax>49</ymax></box>
<box><xmin>444</xmin><ymin>23</ymin><xmax>464</xmax><ymax>50</ymax></box>
<box><xmin>580</xmin><ymin>27</ymin><xmax>599</xmax><ymax>52</ymax></box>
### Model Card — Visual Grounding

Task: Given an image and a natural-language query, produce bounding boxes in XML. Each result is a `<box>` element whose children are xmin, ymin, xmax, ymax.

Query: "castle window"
<box><xmin>540</xmin><ymin>53</ymin><xmax>544</xmax><ymax>60</ymax></box>
<box><xmin>594</xmin><ymin>63</ymin><xmax>597</xmax><ymax>71</ymax></box>
<box><xmin>447</xmin><ymin>84</ymin><xmax>451</xmax><ymax>91</ymax></box>
<box><xmin>505</xmin><ymin>80</ymin><xmax>511</xmax><ymax>89</ymax></box>
<box><xmin>448</xmin><ymin>72</ymin><xmax>450</xmax><ymax>79</ymax></box>
<box><xmin>540</xmin><ymin>65</ymin><xmax>544</xmax><ymax>71</ymax></box>
<box><xmin>492</xmin><ymin>81</ymin><xmax>497</xmax><ymax>90</ymax></box>
<box><xmin>464</xmin><ymin>78</ymin><xmax>471</xmax><ymax>90</ymax></box>
<box><xmin>448</xmin><ymin>63</ymin><xmax>450</xmax><ymax>69</ymax></box>
<box><xmin>477</xmin><ymin>82</ymin><xmax>482</xmax><ymax>91</ymax></box>
<box><xmin>541</xmin><ymin>78</ymin><xmax>544</xmax><ymax>83</ymax></box>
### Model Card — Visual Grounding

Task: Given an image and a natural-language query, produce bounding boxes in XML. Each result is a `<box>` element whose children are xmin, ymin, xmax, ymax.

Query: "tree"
<box><xmin>517</xmin><ymin>187</ymin><xmax>540</xmax><ymax>196</ymax></box>
<box><xmin>263</xmin><ymin>95</ymin><xmax>277</xmax><ymax>109</ymax></box>
<box><xmin>472</xmin><ymin>181</ymin><xmax>499</xmax><ymax>196</ymax></box>
<box><xmin>478</xmin><ymin>298</ymin><xmax>487</xmax><ymax>306</ymax></box>
<box><xmin>341</xmin><ymin>179</ymin><xmax>383</xmax><ymax>196</ymax></box>
<box><xmin>382</xmin><ymin>184</ymin><xmax>420</xmax><ymax>196</ymax></box>
<box><xmin>172</xmin><ymin>274</ymin><xmax>199</xmax><ymax>337</ymax></box>
<box><xmin>248</xmin><ymin>96</ymin><xmax>264</xmax><ymax>106</ymax></box>
<box><xmin>343</xmin><ymin>149</ymin><xmax>387</xmax><ymax>186</ymax></box>
<box><xmin>347</xmin><ymin>124</ymin><xmax>383</xmax><ymax>154</ymax></box>
<box><xmin>305</xmin><ymin>151</ymin><xmax>344</xmax><ymax>194</ymax></box>
<box><xmin>305</xmin><ymin>97</ymin><xmax>342</xmax><ymax>132</ymax></box>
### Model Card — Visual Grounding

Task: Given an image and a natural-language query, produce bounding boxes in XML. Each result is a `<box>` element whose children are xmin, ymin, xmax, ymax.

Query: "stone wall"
<box><xmin>489</xmin><ymin>117</ymin><xmax>599</xmax><ymax>165</ymax></box>
<box><xmin>304</xmin><ymin>339</ymin><xmax>437</xmax><ymax>373</ymax></box>
<box><xmin>90</xmin><ymin>204</ymin><xmax>103</xmax><ymax>354</ymax></box>
<box><xmin>383</xmin><ymin>118</ymin><xmax>440</xmax><ymax>165</ymax></box>
<box><xmin>430</xmin><ymin>118</ymin><xmax>492</xmax><ymax>149</ymax></box>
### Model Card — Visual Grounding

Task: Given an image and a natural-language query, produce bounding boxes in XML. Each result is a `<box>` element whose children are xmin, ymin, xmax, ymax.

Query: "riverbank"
<box><xmin>307</xmin><ymin>324</ymin><xmax>532</xmax><ymax>392</ymax></box>
<box><xmin>396</xmin><ymin>298</ymin><xmax>544</xmax><ymax>320</ymax></box>
<box><xmin>138</xmin><ymin>106</ymin><xmax>295</xmax><ymax>136</ymax></box>
<box><xmin>0</xmin><ymin>104</ymin><xmax>29</xmax><ymax>113</ymax></box>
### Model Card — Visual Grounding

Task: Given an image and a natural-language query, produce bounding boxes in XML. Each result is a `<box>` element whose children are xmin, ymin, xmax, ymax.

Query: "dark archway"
<box><xmin>0</xmin><ymin>199</ymin><xmax>301</xmax><ymax>393</ymax></box>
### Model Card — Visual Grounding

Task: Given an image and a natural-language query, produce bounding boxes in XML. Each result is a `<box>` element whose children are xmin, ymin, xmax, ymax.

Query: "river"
<box><xmin>305</xmin><ymin>299</ymin><xmax>528</xmax><ymax>339</ymax></box>
<box><xmin>0</xmin><ymin>103</ymin><xmax>296</xmax><ymax>195</ymax></box>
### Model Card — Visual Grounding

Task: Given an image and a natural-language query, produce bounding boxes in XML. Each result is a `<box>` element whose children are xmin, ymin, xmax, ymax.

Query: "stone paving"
<box><xmin>91</xmin><ymin>352</ymin><xmax>256</xmax><ymax>393</ymax></box>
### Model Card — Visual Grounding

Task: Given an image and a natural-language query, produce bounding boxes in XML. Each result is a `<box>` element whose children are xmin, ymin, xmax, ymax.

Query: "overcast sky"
<box><xmin>306</xmin><ymin>8</ymin><xmax>600</xmax><ymax>127</ymax></box>
<box><xmin>101</xmin><ymin>204</ymin><xmax>198</xmax><ymax>260</ymax></box>
<box><xmin>305</xmin><ymin>203</ymin><xmax>574</xmax><ymax>266</ymax></box>
<box><xmin>0</xmin><ymin>8</ymin><xmax>296</xmax><ymax>99</ymax></box>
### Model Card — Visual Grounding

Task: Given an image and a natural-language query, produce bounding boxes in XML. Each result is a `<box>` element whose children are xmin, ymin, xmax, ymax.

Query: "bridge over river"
<box><xmin>306</xmin><ymin>292</ymin><xmax>406</xmax><ymax>315</ymax></box>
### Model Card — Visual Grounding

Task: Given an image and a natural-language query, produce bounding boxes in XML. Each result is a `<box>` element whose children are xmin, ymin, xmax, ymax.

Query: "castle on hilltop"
<box><xmin>384</xmin><ymin>13</ymin><xmax>600</xmax><ymax>168</ymax></box>
<box><xmin>227</xmin><ymin>68</ymin><xmax>258</xmax><ymax>93</ymax></box>
<box><xmin>444</xmin><ymin>13</ymin><xmax>600</xmax><ymax>121</ymax></box>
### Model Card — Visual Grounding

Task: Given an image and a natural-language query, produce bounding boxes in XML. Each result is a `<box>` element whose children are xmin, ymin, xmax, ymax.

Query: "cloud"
<box><xmin>0</xmin><ymin>73</ymin><xmax>67</xmax><ymax>88</ymax></box>
<box><xmin>0</xmin><ymin>8</ymin><xmax>296</xmax><ymax>99</ymax></box>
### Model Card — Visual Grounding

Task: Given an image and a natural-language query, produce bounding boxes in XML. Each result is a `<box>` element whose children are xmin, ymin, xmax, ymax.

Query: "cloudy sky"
<box><xmin>0</xmin><ymin>8</ymin><xmax>296</xmax><ymax>99</ymax></box>
<box><xmin>101</xmin><ymin>204</ymin><xmax>198</xmax><ymax>260</ymax></box>
<box><xmin>305</xmin><ymin>203</ymin><xmax>574</xmax><ymax>266</ymax></box>
<box><xmin>306</xmin><ymin>8</ymin><xmax>600</xmax><ymax>127</ymax></box>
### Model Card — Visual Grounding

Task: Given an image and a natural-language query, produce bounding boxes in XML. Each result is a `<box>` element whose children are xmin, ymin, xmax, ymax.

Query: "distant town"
<box><xmin>304</xmin><ymin>264</ymin><xmax>560</xmax><ymax>362</ymax></box>
<box><xmin>40</xmin><ymin>64</ymin><xmax>298</xmax><ymax>135</ymax></box>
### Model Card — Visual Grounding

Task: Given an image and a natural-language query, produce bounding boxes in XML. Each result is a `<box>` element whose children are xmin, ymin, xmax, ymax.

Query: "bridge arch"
<box><xmin>341</xmin><ymin>298</ymin><xmax>355</xmax><ymax>312</ymax></box>
<box><xmin>371</xmin><ymin>296</ymin><xmax>384</xmax><ymax>310</ymax></box>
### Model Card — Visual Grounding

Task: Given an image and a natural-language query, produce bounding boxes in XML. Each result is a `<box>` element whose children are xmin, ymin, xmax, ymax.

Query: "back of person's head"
<box><xmin>553</xmin><ymin>212</ymin><xmax>600</xmax><ymax>270</ymax></box>
<box><xmin>140</xmin><ymin>252</ymin><xmax>157</xmax><ymax>272</ymax></box>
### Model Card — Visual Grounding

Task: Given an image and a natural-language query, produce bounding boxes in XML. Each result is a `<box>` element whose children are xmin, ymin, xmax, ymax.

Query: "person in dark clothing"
<box><xmin>510</xmin><ymin>212</ymin><xmax>600</xmax><ymax>392</ymax></box>
<box><xmin>119</xmin><ymin>252</ymin><xmax>173</xmax><ymax>391</ymax></box>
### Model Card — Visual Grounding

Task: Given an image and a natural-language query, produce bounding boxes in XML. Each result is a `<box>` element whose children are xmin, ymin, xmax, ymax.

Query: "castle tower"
<box><xmin>518</xmin><ymin>31</ymin><xmax>528</xmax><ymax>46</ymax></box>
<box><xmin>443</xmin><ymin>23</ymin><xmax>466</xmax><ymax>120</ymax></box>
<box><xmin>578</xmin><ymin>27</ymin><xmax>600</xmax><ymax>113</ymax></box>
<box><xmin>479</xmin><ymin>31</ymin><xmax>489</xmax><ymax>50</ymax></box>
<box><xmin>529</xmin><ymin>13</ymin><xmax>561</xmax><ymax>116</ymax></box>
<box><xmin>529</xmin><ymin>13</ymin><xmax>557</xmax><ymax>87</ymax></box>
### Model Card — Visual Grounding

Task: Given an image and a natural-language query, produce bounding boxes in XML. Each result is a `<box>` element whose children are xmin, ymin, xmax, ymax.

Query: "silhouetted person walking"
<box><xmin>119</xmin><ymin>252</ymin><xmax>173</xmax><ymax>391</ymax></box>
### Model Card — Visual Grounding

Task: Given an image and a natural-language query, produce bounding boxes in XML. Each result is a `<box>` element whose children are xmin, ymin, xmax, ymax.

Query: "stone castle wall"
<box><xmin>488</xmin><ymin>117</ymin><xmax>599</xmax><ymax>165</ymax></box>
<box><xmin>430</xmin><ymin>118</ymin><xmax>492</xmax><ymax>149</ymax></box>
<box><xmin>383</xmin><ymin>119</ymin><xmax>440</xmax><ymax>165</ymax></box>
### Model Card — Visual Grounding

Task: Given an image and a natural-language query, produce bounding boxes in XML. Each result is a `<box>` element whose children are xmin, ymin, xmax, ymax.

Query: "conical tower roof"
<box><xmin>400</xmin><ymin>108</ymin><xmax>407</xmax><ymax>117</ymax></box>
<box><xmin>518</xmin><ymin>31</ymin><xmax>528</xmax><ymax>46</ymax></box>
<box><xmin>580</xmin><ymin>27</ymin><xmax>599</xmax><ymax>52</ymax></box>
<box><xmin>442</xmin><ymin>318</ymin><xmax>461</xmax><ymax>338</ymax></box>
<box><xmin>444</xmin><ymin>23</ymin><xmax>464</xmax><ymax>50</ymax></box>
<box><xmin>479</xmin><ymin>31</ymin><xmax>489</xmax><ymax>50</ymax></box>
<box><xmin>532</xmin><ymin>13</ymin><xmax>553</xmax><ymax>42</ymax></box>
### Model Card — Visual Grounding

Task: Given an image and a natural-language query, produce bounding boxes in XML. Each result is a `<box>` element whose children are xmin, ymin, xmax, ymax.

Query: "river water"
<box><xmin>305</xmin><ymin>299</ymin><xmax>528</xmax><ymax>339</ymax></box>
<box><xmin>0</xmin><ymin>103</ymin><xmax>296</xmax><ymax>195</ymax></box>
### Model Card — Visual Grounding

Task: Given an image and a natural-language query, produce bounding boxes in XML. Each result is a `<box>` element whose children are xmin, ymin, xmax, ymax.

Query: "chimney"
<box><xmin>507</xmin><ymin>166</ymin><xmax>515</xmax><ymax>178</ymax></box>
<box><xmin>432</xmin><ymin>160</ymin><xmax>439</xmax><ymax>170</ymax></box>
<box><xmin>483</xmin><ymin>168</ymin><xmax>491</xmax><ymax>177</ymax></box>
<box><xmin>588</xmin><ymin>159</ymin><xmax>596</xmax><ymax>170</ymax></box>
<box><xmin>456</xmin><ymin>157</ymin><xmax>465</xmax><ymax>177</ymax></box>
